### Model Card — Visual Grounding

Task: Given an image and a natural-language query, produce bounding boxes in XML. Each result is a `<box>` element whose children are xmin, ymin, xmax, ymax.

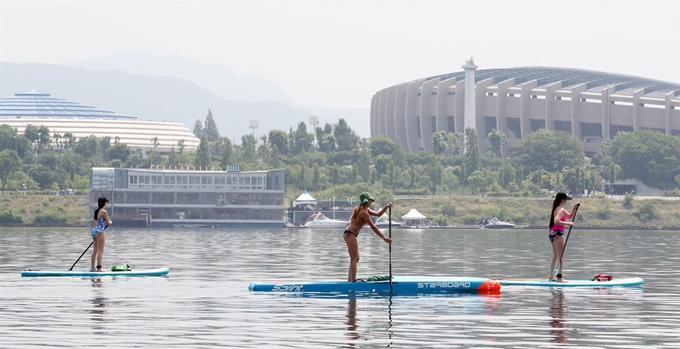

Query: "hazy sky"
<box><xmin>1</xmin><ymin>0</ymin><xmax>679</xmax><ymax>109</ymax></box>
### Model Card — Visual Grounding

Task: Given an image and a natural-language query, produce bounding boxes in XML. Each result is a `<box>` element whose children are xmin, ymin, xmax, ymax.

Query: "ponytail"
<box><xmin>548</xmin><ymin>198</ymin><xmax>560</xmax><ymax>229</ymax></box>
<box><xmin>94</xmin><ymin>202</ymin><xmax>105</xmax><ymax>220</ymax></box>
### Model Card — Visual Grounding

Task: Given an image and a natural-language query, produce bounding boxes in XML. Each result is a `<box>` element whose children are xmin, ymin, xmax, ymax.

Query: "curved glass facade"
<box><xmin>0</xmin><ymin>90</ymin><xmax>135</xmax><ymax>119</ymax></box>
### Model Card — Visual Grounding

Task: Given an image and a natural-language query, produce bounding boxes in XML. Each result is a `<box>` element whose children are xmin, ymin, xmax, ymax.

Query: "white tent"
<box><xmin>292</xmin><ymin>189</ymin><xmax>317</xmax><ymax>207</ymax></box>
<box><xmin>401</xmin><ymin>208</ymin><xmax>427</xmax><ymax>226</ymax></box>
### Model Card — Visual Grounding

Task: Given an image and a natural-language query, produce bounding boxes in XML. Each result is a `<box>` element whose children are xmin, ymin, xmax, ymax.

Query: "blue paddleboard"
<box><xmin>21</xmin><ymin>267</ymin><xmax>170</xmax><ymax>277</ymax></box>
<box><xmin>498</xmin><ymin>277</ymin><xmax>643</xmax><ymax>287</ymax></box>
<box><xmin>249</xmin><ymin>276</ymin><xmax>501</xmax><ymax>294</ymax></box>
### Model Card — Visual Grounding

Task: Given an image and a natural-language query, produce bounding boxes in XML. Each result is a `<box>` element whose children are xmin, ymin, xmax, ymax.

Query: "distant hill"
<box><xmin>66</xmin><ymin>51</ymin><xmax>370</xmax><ymax>136</ymax></box>
<box><xmin>68</xmin><ymin>50</ymin><xmax>300</xmax><ymax>106</ymax></box>
<box><xmin>0</xmin><ymin>62</ymin><xmax>360</xmax><ymax>140</ymax></box>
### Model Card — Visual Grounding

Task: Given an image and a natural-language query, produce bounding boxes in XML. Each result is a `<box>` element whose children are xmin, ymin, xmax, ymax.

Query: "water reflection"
<box><xmin>90</xmin><ymin>278</ymin><xmax>108</xmax><ymax>334</ymax></box>
<box><xmin>1</xmin><ymin>228</ymin><xmax>679</xmax><ymax>348</ymax></box>
<box><xmin>345</xmin><ymin>298</ymin><xmax>359</xmax><ymax>346</ymax></box>
<box><xmin>549</xmin><ymin>289</ymin><xmax>567</xmax><ymax>343</ymax></box>
<box><xmin>385</xmin><ymin>297</ymin><xmax>394</xmax><ymax>348</ymax></box>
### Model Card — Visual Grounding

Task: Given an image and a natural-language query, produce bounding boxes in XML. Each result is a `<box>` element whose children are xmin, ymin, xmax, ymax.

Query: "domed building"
<box><xmin>371</xmin><ymin>59</ymin><xmax>680</xmax><ymax>156</ymax></box>
<box><xmin>0</xmin><ymin>90</ymin><xmax>200</xmax><ymax>153</ymax></box>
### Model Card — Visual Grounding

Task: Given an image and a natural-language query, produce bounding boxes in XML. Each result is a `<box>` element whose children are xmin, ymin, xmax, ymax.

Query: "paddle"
<box><xmin>553</xmin><ymin>203</ymin><xmax>580</xmax><ymax>279</ymax></box>
<box><xmin>388</xmin><ymin>206</ymin><xmax>393</xmax><ymax>292</ymax></box>
<box><xmin>69</xmin><ymin>225</ymin><xmax>107</xmax><ymax>271</ymax></box>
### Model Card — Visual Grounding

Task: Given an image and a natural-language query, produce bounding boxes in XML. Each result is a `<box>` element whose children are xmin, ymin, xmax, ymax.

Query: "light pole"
<box><xmin>309</xmin><ymin>115</ymin><xmax>319</xmax><ymax>147</ymax></box>
<box><xmin>249</xmin><ymin>120</ymin><xmax>259</xmax><ymax>138</ymax></box>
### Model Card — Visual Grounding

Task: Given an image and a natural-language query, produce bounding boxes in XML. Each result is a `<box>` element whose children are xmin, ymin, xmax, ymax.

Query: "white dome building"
<box><xmin>0</xmin><ymin>90</ymin><xmax>200</xmax><ymax>153</ymax></box>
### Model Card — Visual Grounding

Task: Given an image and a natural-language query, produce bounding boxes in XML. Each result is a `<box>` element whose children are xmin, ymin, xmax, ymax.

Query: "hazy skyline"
<box><xmin>1</xmin><ymin>0</ymin><xmax>679</xmax><ymax>109</ymax></box>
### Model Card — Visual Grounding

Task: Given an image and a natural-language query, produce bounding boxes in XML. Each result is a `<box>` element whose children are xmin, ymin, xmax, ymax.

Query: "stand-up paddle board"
<box><xmin>497</xmin><ymin>277</ymin><xmax>643</xmax><ymax>288</ymax></box>
<box><xmin>21</xmin><ymin>267</ymin><xmax>170</xmax><ymax>277</ymax></box>
<box><xmin>249</xmin><ymin>276</ymin><xmax>501</xmax><ymax>294</ymax></box>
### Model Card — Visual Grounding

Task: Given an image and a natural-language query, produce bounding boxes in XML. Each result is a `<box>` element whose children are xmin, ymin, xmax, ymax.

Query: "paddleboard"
<box><xmin>249</xmin><ymin>276</ymin><xmax>501</xmax><ymax>294</ymax></box>
<box><xmin>21</xmin><ymin>267</ymin><xmax>170</xmax><ymax>277</ymax></box>
<box><xmin>497</xmin><ymin>277</ymin><xmax>643</xmax><ymax>287</ymax></box>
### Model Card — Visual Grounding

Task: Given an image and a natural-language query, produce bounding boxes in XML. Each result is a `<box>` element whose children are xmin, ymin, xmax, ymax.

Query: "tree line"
<box><xmin>2</xmin><ymin>110</ymin><xmax>680</xmax><ymax>201</ymax></box>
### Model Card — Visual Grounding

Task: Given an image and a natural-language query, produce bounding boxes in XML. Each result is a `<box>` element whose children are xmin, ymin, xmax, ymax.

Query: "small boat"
<box><xmin>373</xmin><ymin>214</ymin><xmax>402</xmax><ymax>228</ymax></box>
<box><xmin>21</xmin><ymin>267</ymin><xmax>170</xmax><ymax>277</ymax></box>
<box><xmin>304</xmin><ymin>212</ymin><xmax>349</xmax><ymax>228</ymax></box>
<box><xmin>498</xmin><ymin>277</ymin><xmax>643</xmax><ymax>288</ymax></box>
<box><xmin>249</xmin><ymin>276</ymin><xmax>501</xmax><ymax>294</ymax></box>
<box><xmin>478</xmin><ymin>216</ymin><xmax>516</xmax><ymax>229</ymax></box>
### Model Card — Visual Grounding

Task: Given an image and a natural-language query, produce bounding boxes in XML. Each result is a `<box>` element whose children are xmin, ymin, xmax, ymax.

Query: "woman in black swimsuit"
<box><xmin>343</xmin><ymin>192</ymin><xmax>392</xmax><ymax>282</ymax></box>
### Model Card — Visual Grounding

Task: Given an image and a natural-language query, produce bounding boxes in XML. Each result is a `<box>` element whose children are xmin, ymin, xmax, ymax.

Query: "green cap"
<box><xmin>360</xmin><ymin>191</ymin><xmax>375</xmax><ymax>205</ymax></box>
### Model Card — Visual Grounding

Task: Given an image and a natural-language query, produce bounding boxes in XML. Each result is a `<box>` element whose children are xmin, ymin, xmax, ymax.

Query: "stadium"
<box><xmin>371</xmin><ymin>59</ymin><xmax>680</xmax><ymax>156</ymax></box>
<box><xmin>0</xmin><ymin>90</ymin><xmax>200</xmax><ymax>154</ymax></box>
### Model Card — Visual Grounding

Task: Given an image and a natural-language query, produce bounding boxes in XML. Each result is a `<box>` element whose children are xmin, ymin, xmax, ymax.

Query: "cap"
<box><xmin>555</xmin><ymin>192</ymin><xmax>572</xmax><ymax>201</ymax></box>
<box><xmin>359</xmin><ymin>192</ymin><xmax>375</xmax><ymax>205</ymax></box>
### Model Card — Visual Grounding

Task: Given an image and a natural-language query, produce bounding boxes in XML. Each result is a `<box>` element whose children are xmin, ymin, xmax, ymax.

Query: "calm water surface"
<box><xmin>1</xmin><ymin>227</ymin><xmax>679</xmax><ymax>348</ymax></box>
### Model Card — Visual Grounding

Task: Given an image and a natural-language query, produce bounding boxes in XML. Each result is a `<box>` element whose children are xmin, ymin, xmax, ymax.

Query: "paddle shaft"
<box><xmin>388</xmin><ymin>206</ymin><xmax>393</xmax><ymax>292</ymax></box>
<box><xmin>69</xmin><ymin>225</ymin><xmax>107</xmax><ymax>270</ymax></box>
<box><xmin>554</xmin><ymin>203</ymin><xmax>580</xmax><ymax>278</ymax></box>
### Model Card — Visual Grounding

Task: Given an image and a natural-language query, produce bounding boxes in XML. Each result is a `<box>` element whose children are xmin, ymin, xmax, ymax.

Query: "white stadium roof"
<box><xmin>0</xmin><ymin>90</ymin><xmax>200</xmax><ymax>151</ymax></box>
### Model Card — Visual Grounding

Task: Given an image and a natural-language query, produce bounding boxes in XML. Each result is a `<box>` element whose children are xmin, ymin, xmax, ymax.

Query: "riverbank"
<box><xmin>2</xmin><ymin>194</ymin><xmax>680</xmax><ymax>229</ymax></box>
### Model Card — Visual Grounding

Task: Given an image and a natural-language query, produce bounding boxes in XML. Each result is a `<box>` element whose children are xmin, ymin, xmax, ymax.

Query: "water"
<box><xmin>1</xmin><ymin>227</ymin><xmax>679</xmax><ymax>348</ymax></box>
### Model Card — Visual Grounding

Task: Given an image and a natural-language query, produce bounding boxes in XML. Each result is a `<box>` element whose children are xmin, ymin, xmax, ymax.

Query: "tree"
<box><xmin>62</xmin><ymin>132</ymin><xmax>76</xmax><ymax>150</ymax></box>
<box><xmin>334</xmin><ymin>118</ymin><xmax>359</xmax><ymax>151</ymax></box>
<box><xmin>177</xmin><ymin>139</ymin><xmax>186</xmax><ymax>153</ymax></box>
<box><xmin>606</xmin><ymin>129</ymin><xmax>680</xmax><ymax>186</ymax></box>
<box><xmin>290</xmin><ymin>122</ymin><xmax>314</xmax><ymax>155</ymax></box>
<box><xmin>268</xmin><ymin>130</ymin><xmax>288</xmax><ymax>156</ymax></box>
<box><xmin>37</xmin><ymin>125</ymin><xmax>50</xmax><ymax>152</ymax></box>
<box><xmin>319</xmin><ymin>133</ymin><xmax>336</xmax><ymax>153</ymax></box>
<box><xmin>447</xmin><ymin>132</ymin><xmax>464</xmax><ymax>155</ymax></box>
<box><xmin>467</xmin><ymin>169</ymin><xmax>491</xmax><ymax>194</ymax></box>
<box><xmin>193</xmin><ymin>119</ymin><xmax>204</xmax><ymax>137</ymax></box>
<box><xmin>107</xmin><ymin>143</ymin><xmax>130</xmax><ymax>163</ymax></box>
<box><xmin>150</xmin><ymin>137</ymin><xmax>160</xmax><ymax>151</ymax></box>
<box><xmin>75</xmin><ymin>135</ymin><xmax>100</xmax><ymax>161</ymax></box>
<box><xmin>241</xmin><ymin>134</ymin><xmax>257</xmax><ymax>162</ymax></box>
<box><xmin>487</xmin><ymin>129</ymin><xmax>507</xmax><ymax>157</ymax></box>
<box><xmin>513</xmin><ymin>130</ymin><xmax>584</xmax><ymax>172</ymax></box>
<box><xmin>431</xmin><ymin>131</ymin><xmax>448</xmax><ymax>155</ymax></box>
<box><xmin>30</xmin><ymin>165</ymin><xmax>56</xmax><ymax>189</ymax></box>
<box><xmin>0</xmin><ymin>149</ymin><xmax>22</xmax><ymax>194</ymax></box>
<box><xmin>463</xmin><ymin>127</ymin><xmax>480</xmax><ymax>174</ymax></box>
<box><xmin>194</xmin><ymin>135</ymin><xmax>211</xmax><ymax>168</ymax></box>
<box><xmin>203</xmin><ymin>110</ymin><xmax>220</xmax><ymax>142</ymax></box>
<box><xmin>370</xmin><ymin>135</ymin><xmax>399</xmax><ymax>157</ymax></box>
<box><xmin>23</xmin><ymin>124</ymin><xmax>39</xmax><ymax>151</ymax></box>
<box><xmin>428</xmin><ymin>156</ymin><xmax>443</xmax><ymax>194</ymax></box>
<box><xmin>219</xmin><ymin>137</ymin><xmax>233</xmax><ymax>169</ymax></box>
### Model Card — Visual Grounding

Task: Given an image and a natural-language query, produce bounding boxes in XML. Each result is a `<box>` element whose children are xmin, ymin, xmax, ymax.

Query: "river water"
<box><xmin>1</xmin><ymin>227</ymin><xmax>678</xmax><ymax>348</ymax></box>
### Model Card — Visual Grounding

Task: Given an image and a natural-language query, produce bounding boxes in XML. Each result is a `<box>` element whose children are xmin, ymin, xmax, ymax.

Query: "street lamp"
<box><xmin>249</xmin><ymin>120</ymin><xmax>259</xmax><ymax>138</ymax></box>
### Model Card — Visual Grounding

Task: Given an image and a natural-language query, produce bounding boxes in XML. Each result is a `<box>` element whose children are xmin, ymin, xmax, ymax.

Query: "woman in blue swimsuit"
<box><xmin>91</xmin><ymin>197</ymin><xmax>113</xmax><ymax>272</ymax></box>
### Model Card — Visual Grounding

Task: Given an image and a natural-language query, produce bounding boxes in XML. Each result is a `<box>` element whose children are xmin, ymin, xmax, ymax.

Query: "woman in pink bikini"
<box><xmin>548</xmin><ymin>192</ymin><xmax>579</xmax><ymax>280</ymax></box>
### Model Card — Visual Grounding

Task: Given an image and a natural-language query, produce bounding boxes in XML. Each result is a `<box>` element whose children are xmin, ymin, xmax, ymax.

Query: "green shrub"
<box><xmin>596</xmin><ymin>205</ymin><xmax>611</xmax><ymax>219</ymax></box>
<box><xmin>0</xmin><ymin>209</ymin><xmax>23</xmax><ymax>224</ymax></box>
<box><xmin>441</xmin><ymin>203</ymin><xmax>457</xmax><ymax>216</ymax></box>
<box><xmin>634</xmin><ymin>201</ymin><xmax>657</xmax><ymax>222</ymax></box>
<box><xmin>461</xmin><ymin>215</ymin><xmax>479</xmax><ymax>225</ymax></box>
<box><xmin>33</xmin><ymin>211</ymin><xmax>67</xmax><ymax>225</ymax></box>
<box><xmin>623</xmin><ymin>192</ymin><xmax>634</xmax><ymax>209</ymax></box>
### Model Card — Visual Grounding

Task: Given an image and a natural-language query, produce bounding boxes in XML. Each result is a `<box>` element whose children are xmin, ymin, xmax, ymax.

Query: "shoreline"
<box><xmin>3</xmin><ymin>223</ymin><xmax>680</xmax><ymax>231</ymax></box>
<box><xmin>4</xmin><ymin>195</ymin><xmax>680</xmax><ymax>231</ymax></box>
